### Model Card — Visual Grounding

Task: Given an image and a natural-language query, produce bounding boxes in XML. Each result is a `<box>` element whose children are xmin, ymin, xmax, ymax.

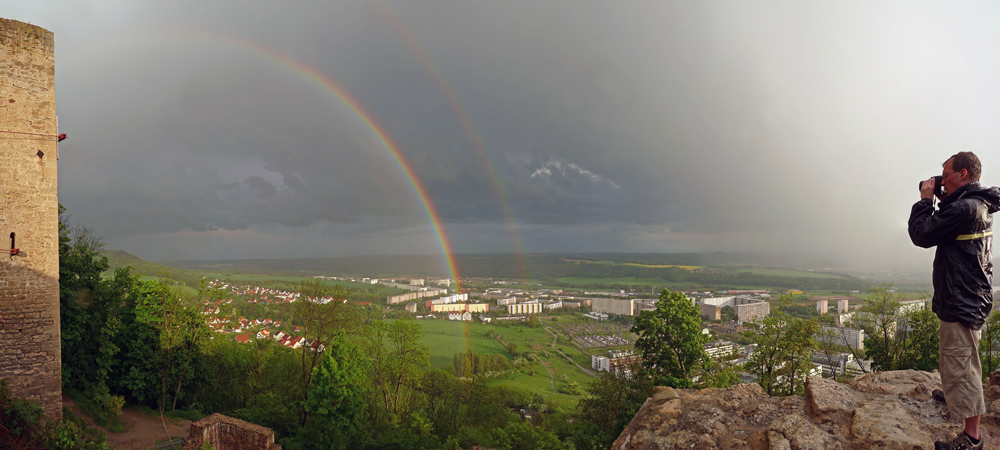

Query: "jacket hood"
<box><xmin>961</xmin><ymin>183</ymin><xmax>1000</xmax><ymax>214</ymax></box>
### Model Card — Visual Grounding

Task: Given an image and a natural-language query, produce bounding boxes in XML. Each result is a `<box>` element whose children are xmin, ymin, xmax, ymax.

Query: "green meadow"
<box><xmin>554</xmin><ymin>276</ymin><xmax>681</xmax><ymax>288</ymax></box>
<box><xmin>415</xmin><ymin>318</ymin><xmax>599</xmax><ymax>408</ymax></box>
<box><xmin>736</xmin><ymin>268</ymin><xmax>849</xmax><ymax>279</ymax></box>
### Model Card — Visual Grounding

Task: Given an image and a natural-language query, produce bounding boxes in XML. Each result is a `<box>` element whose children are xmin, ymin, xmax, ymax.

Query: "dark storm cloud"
<box><xmin>11</xmin><ymin>1</ymin><xmax>1000</xmax><ymax>266</ymax></box>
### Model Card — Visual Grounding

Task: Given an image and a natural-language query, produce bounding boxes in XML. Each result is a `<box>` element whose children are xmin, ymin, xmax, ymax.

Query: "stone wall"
<box><xmin>184</xmin><ymin>414</ymin><xmax>284</xmax><ymax>450</ymax></box>
<box><xmin>0</xmin><ymin>18</ymin><xmax>61</xmax><ymax>421</ymax></box>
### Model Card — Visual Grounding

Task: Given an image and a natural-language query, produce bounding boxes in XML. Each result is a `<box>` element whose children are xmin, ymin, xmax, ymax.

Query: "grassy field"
<box><xmin>736</xmin><ymin>268</ymin><xmax>848</xmax><ymax>279</ymax></box>
<box><xmin>623</xmin><ymin>263</ymin><xmax>702</xmax><ymax>270</ymax></box>
<box><xmin>417</xmin><ymin>320</ymin><xmax>512</xmax><ymax>368</ymax></box>
<box><xmin>554</xmin><ymin>276</ymin><xmax>682</xmax><ymax>288</ymax></box>
<box><xmin>568</xmin><ymin>259</ymin><xmax>703</xmax><ymax>270</ymax></box>
<box><xmin>414</xmin><ymin>317</ymin><xmax>597</xmax><ymax>408</ymax></box>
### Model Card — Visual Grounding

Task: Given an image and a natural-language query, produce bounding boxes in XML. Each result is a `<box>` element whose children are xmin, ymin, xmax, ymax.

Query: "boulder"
<box><xmin>612</xmin><ymin>369</ymin><xmax>1000</xmax><ymax>450</ymax></box>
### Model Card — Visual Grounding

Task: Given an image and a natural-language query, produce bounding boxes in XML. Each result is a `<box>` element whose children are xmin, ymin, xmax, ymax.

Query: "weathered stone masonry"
<box><xmin>0</xmin><ymin>18</ymin><xmax>61</xmax><ymax>421</ymax></box>
<box><xmin>184</xmin><ymin>414</ymin><xmax>283</xmax><ymax>450</ymax></box>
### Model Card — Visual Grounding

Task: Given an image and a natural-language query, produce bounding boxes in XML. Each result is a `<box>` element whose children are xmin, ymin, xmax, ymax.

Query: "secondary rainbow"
<box><xmin>370</xmin><ymin>1</ymin><xmax>533</xmax><ymax>280</ymax></box>
<box><xmin>88</xmin><ymin>27</ymin><xmax>464</xmax><ymax>287</ymax></box>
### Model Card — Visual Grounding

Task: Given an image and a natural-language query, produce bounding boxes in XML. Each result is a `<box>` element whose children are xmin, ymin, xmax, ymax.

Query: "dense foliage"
<box><xmin>631</xmin><ymin>289</ymin><xmax>708</xmax><ymax>388</ymax></box>
<box><xmin>0</xmin><ymin>379</ymin><xmax>114</xmax><ymax>450</ymax></box>
<box><xmin>847</xmin><ymin>284</ymin><xmax>939</xmax><ymax>373</ymax></box>
<box><xmin>58</xmin><ymin>208</ymin><xmax>588</xmax><ymax>449</ymax></box>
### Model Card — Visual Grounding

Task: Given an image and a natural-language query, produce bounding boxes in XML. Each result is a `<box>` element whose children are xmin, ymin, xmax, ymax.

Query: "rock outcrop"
<box><xmin>613</xmin><ymin>370</ymin><xmax>1000</xmax><ymax>449</ymax></box>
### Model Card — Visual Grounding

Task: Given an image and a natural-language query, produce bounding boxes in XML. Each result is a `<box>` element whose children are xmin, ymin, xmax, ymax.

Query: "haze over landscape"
<box><xmin>11</xmin><ymin>1</ymin><xmax>1000</xmax><ymax>271</ymax></box>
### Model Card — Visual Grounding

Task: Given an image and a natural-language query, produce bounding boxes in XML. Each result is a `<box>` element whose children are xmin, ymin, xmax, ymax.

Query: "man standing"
<box><xmin>909</xmin><ymin>151</ymin><xmax>1000</xmax><ymax>450</ymax></box>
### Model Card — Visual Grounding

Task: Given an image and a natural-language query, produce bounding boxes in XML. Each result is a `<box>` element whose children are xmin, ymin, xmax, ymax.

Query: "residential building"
<box><xmin>591</xmin><ymin>298</ymin><xmax>635</xmax><ymax>316</ymax></box>
<box><xmin>507</xmin><ymin>302</ymin><xmax>542</xmax><ymax>315</ymax></box>
<box><xmin>704</xmin><ymin>340</ymin><xmax>737</xmax><ymax>359</ymax></box>
<box><xmin>816</xmin><ymin>300</ymin><xmax>828</xmax><ymax>315</ymax></box>
<box><xmin>386</xmin><ymin>288</ymin><xmax>449</xmax><ymax>304</ymax></box>
<box><xmin>699</xmin><ymin>304</ymin><xmax>721</xmax><ymax>321</ymax></box>
<box><xmin>734</xmin><ymin>297</ymin><xmax>770</xmax><ymax>324</ymax></box>
<box><xmin>591</xmin><ymin>350</ymin><xmax>642</xmax><ymax>374</ymax></box>
<box><xmin>899</xmin><ymin>299</ymin><xmax>926</xmax><ymax>315</ymax></box>
<box><xmin>431</xmin><ymin>303</ymin><xmax>489</xmax><ymax>314</ymax></box>
<box><xmin>818</xmin><ymin>326</ymin><xmax>865</xmax><ymax>350</ymax></box>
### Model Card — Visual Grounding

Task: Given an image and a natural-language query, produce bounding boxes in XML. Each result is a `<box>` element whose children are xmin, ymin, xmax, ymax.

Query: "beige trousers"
<box><xmin>940</xmin><ymin>320</ymin><xmax>986</xmax><ymax>421</ymax></box>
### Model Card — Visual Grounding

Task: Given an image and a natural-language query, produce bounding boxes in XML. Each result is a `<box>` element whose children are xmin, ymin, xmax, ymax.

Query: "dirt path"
<box><xmin>544</xmin><ymin>326</ymin><xmax>598</xmax><ymax>377</ymax></box>
<box><xmin>63</xmin><ymin>395</ymin><xmax>191</xmax><ymax>450</ymax></box>
<box><xmin>539</xmin><ymin>360</ymin><xmax>558</xmax><ymax>393</ymax></box>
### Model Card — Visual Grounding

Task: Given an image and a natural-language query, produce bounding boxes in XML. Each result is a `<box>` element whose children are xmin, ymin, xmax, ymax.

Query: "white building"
<box><xmin>704</xmin><ymin>340</ymin><xmax>737</xmax><ymax>359</ymax></box>
<box><xmin>899</xmin><ymin>299</ymin><xmax>926</xmax><ymax>315</ymax></box>
<box><xmin>818</xmin><ymin>326</ymin><xmax>865</xmax><ymax>350</ymax></box>
<box><xmin>428</xmin><ymin>293</ymin><xmax>469</xmax><ymax>305</ymax></box>
<box><xmin>816</xmin><ymin>300</ymin><xmax>828</xmax><ymax>315</ymax></box>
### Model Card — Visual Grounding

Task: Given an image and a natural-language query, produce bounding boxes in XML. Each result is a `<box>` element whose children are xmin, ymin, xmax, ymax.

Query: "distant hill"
<box><xmin>102</xmin><ymin>249</ymin><xmax>204</xmax><ymax>287</ymax></box>
<box><xmin>161</xmin><ymin>253</ymin><xmax>871</xmax><ymax>291</ymax></box>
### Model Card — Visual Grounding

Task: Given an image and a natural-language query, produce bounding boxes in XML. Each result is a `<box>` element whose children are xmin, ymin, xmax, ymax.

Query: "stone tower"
<box><xmin>0</xmin><ymin>18</ymin><xmax>62</xmax><ymax>420</ymax></box>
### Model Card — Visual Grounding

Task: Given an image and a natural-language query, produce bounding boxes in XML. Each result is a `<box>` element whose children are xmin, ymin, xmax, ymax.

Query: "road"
<box><xmin>544</xmin><ymin>326</ymin><xmax>598</xmax><ymax>377</ymax></box>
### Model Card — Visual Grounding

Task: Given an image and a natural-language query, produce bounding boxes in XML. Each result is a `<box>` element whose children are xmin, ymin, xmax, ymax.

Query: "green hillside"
<box><xmin>102</xmin><ymin>249</ymin><xmax>204</xmax><ymax>287</ymax></box>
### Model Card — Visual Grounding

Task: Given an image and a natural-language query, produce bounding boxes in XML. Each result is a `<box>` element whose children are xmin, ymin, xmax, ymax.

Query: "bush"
<box><xmin>0</xmin><ymin>379</ymin><xmax>114</xmax><ymax>450</ymax></box>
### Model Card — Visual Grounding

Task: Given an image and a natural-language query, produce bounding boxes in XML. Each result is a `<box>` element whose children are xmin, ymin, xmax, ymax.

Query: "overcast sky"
<box><xmin>8</xmin><ymin>1</ymin><xmax>1000</xmax><ymax>270</ymax></box>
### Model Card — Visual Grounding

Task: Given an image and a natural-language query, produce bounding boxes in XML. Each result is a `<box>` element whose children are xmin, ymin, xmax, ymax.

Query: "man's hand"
<box><xmin>921</xmin><ymin>178</ymin><xmax>937</xmax><ymax>200</ymax></box>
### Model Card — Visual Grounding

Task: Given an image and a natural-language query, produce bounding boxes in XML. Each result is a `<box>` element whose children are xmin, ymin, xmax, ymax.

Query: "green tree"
<box><xmin>359</xmin><ymin>319</ymin><xmax>430</xmax><ymax>427</ymax></box>
<box><xmin>574</xmin><ymin>366</ymin><xmax>653</xmax><ymax>449</ymax></box>
<box><xmin>906</xmin><ymin>306</ymin><xmax>940</xmax><ymax>372</ymax></box>
<box><xmin>631</xmin><ymin>289</ymin><xmax>707</xmax><ymax>387</ymax></box>
<box><xmin>720</xmin><ymin>305</ymin><xmax>736</xmax><ymax>322</ymax></box>
<box><xmin>981</xmin><ymin>310</ymin><xmax>1000</xmax><ymax>375</ymax></box>
<box><xmin>294</xmin><ymin>279</ymin><xmax>355</xmax><ymax>425</ymax></box>
<box><xmin>298</xmin><ymin>331</ymin><xmax>371</xmax><ymax>449</ymax></box>
<box><xmin>132</xmin><ymin>279</ymin><xmax>211</xmax><ymax>411</ymax></box>
<box><xmin>813</xmin><ymin>315</ymin><xmax>847</xmax><ymax>381</ymax></box>
<box><xmin>694</xmin><ymin>347</ymin><xmax>743</xmax><ymax>389</ymax></box>
<box><xmin>58</xmin><ymin>205</ymin><xmax>117</xmax><ymax>393</ymax></box>
<box><xmin>848</xmin><ymin>284</ymin><xmax>938</xmax><ymax>372</ymax></box>
<box><xmin>488</xmin><ymin>421</ymin><xmax>566</xmax><ymax>450</ymax></box>
<box><xmin>742</xmin><ymin>295</ymin><xmax>818</xmax><ymax>396</ymax></box>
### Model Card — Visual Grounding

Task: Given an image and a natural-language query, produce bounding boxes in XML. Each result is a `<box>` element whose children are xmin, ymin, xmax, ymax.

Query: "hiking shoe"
<box><xmin>933</xmin><ymin>389</ymin><xmax>947</xmax><ymax>403</ymax></box>
<box><xmin>934</xmin><ymin>433</ymin><xmax>983</xmax><ymax>450</ymax></box>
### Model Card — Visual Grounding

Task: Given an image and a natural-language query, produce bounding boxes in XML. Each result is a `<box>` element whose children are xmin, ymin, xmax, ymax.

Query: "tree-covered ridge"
<box><xmin>101</xmin><ymin>249</ymin><xmax>203</xmax><ymax>287</ymax></box>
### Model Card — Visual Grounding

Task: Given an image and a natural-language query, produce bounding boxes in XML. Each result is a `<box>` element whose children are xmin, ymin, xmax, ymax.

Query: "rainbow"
<box><xmin>79</xmin><ymin>28</ymin><xmax>464</xmax><ymax>288</ymax></box>
<box><xmin>369</xmin><ymin>1</ymin><xmax>533</xmax><ymax>280</ymax></box>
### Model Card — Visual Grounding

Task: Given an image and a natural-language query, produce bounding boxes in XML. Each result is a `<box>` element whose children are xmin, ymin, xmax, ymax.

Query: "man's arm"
<box><xmin>908</xmin><ymin>199</ymin><xmax>976</xmax><ymax>248</ymax></box>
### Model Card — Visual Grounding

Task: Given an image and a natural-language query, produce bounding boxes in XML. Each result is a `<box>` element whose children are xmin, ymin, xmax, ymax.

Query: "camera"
<box><xmin>918</xmin><ymin>176</ymin><xmax>944</xmax><ymax>198</ymax></box>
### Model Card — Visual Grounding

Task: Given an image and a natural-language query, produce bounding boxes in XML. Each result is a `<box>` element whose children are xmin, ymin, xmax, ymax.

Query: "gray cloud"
<box><xmin>9</xmin><ymin>1</ymin><xmax>1000</xmax><ymax>268</ymax></box>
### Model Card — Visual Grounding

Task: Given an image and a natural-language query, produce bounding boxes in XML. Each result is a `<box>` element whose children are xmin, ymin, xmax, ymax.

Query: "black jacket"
<box><xmin>908</xmin><ymin>182</ymin><xmax>1000</xmax><ymax>330</ymax></box>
